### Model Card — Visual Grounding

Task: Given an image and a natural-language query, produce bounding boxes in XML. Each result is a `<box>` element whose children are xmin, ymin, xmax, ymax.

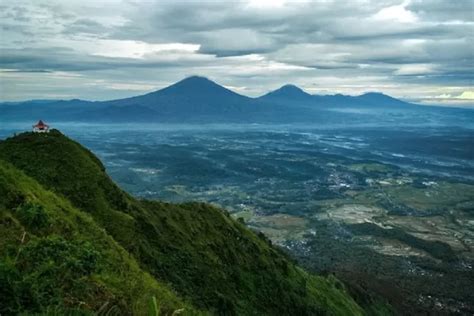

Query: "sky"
<box><xmin>0</xmin><ymin>0</ymin><xmax>473</xmax><ymax>106</ymax></box>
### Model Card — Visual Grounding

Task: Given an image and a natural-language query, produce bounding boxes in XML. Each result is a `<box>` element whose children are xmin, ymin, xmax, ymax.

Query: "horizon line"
<box><xmin>1</xmin><ymin>75</ymin><xmax>473</xmax><ymax>109</ymax></box>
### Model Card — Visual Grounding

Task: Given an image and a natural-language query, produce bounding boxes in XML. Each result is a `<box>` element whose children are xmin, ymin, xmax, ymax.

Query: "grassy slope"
<box><xmin>0</xmin><ymin>131</ymin><xmax>364</xmax><ymax>315</ymax></box>
<box><xmin>0</xmin><ymin>160</ymin><xmax>198</xmax><ymax>315</ymax></box>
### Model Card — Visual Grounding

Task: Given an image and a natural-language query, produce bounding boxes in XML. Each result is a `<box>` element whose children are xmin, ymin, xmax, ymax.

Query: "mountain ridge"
<box><xmin>0</xmin><ymin>76</ymin><xmax>417</xmax><ymax>123</ymax></box>
<box><xmin>0</xmin><ymin>77</ymin><xmax>407</xmax><ymax>104</ymax></box>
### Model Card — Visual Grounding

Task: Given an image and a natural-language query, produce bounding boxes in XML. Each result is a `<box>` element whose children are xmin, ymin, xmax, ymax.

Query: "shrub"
<box><xmin>2</xmin><ymin>235</ymin><xmax>102</xmax><ymax>313</ymax></box>
<box><xmin>15</xmin><ymin>202</ymin><xmax>49</xmax><ymax>229</ymax></box>
<box><xmin>17</xmin><ymin>235</ymin><xmax>100</xmax><ymax>278</ymax></box>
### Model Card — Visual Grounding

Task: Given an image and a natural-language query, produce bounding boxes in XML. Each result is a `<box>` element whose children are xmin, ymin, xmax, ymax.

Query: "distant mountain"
<box><xmin>0</xmin><ymin>98</ymin><xmax>100</xmax><ymax>122</ymax></box>
<box><xmin>260</xmin><ymin>85</ymin><xmax>411</xmax><ymax>108</ymax></box>
<box><xmin>259</xmin><ymin>84</ymin><xmax>314</xmax><ymax>104</ymax></box>
<box><xmin>354</xmin><ymin>92</ymin><xmax>411</xmax><ymax>107</ymax></box>
<box><xmin>152</xmin><ymin>75</ymin><xmax>249</xmax><ymax>100</ymax></box>
<box><xmin>0</xmin><ymin>75</ymin><xmax>418</xmax><ymax>123</ymax></box>
<box><xmin>103</xmin><ymin>76</ymin><xmax>259</xmax><ymax>120</ymax></box>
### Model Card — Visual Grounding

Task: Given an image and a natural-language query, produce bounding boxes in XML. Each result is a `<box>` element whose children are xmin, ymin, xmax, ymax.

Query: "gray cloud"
<box><xmin>0</xmin><ymin>0</ymin><xmax>472</xmax><ymax>105</ymax></box>
<box><xmin>408</xmin><ymin>0</ymin><xmax>474</xmax><ymax>22</ymax></box>
<box><xmin>62</xmin><ymin>18</ymin><xmax>110</xmax><ymax>36</ymax></box>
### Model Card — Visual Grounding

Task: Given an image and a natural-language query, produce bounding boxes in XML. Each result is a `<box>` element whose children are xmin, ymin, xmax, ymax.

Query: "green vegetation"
<box><xmin>383</xmin><ymin>182</ymin><xmax>474</xmax><ymax>213</ymax></box>
<box><xmin>0</xmin><ymin>131</ymin><xmax>367</xmax><ymax>315</ymax></box>
<box><xmin>349</xmin><ymin>222</ymin><xmax>457</xmax><ymax>261</ymax></box>
<box><xmin>0</xmin><ymin>160</ymin><xmax>196</xmax><ymax>315</ymax></box>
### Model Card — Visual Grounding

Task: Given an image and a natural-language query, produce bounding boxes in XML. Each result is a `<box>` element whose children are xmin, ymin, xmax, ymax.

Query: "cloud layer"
<box><xmin>0</xmin><ymin>0</ymin><xmax>473</xmax><ymax>105</ymax></box>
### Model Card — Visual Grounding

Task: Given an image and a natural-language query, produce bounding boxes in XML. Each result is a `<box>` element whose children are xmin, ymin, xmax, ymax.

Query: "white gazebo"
<box><xmin>32</xmin><ymin>120</ymin><xmax>50</xmax><ymax>133</ymax></box>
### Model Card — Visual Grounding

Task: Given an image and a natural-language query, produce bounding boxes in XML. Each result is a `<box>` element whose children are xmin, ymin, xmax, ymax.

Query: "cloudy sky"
<box><xmin>0</xmin><ymin>0</ymin><xmax>473</xmax><ymax>106</ymax></box>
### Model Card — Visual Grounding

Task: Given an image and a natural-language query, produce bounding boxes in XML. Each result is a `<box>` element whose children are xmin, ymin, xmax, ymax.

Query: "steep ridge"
<box><xmin>0</xmin><ymin>130</ymin><xmax>368</xmax><ymax>315</ymax></box>
<box><xmin>0</xmin><ymin>160</ymin><xmax>198</xmax><ymax>315</ymax></box>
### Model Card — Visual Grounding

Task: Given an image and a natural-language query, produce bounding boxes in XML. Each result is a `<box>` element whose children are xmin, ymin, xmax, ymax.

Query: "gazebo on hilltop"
<box><xmin>32</xmin><ymin>120</ymin><xmax>50</xmax><ymax>133</ymax></box>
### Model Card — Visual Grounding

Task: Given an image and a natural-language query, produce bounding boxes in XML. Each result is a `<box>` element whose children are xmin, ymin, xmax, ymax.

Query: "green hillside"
<box><xmin>0</xmin><ymin>130</ymin><xmax>369</xmax><ymax>315</ymax></box>
<box><xmin>0</xmin><ymin>160</ymin><xmax>199</xmax><ymax>315</ymax></box>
